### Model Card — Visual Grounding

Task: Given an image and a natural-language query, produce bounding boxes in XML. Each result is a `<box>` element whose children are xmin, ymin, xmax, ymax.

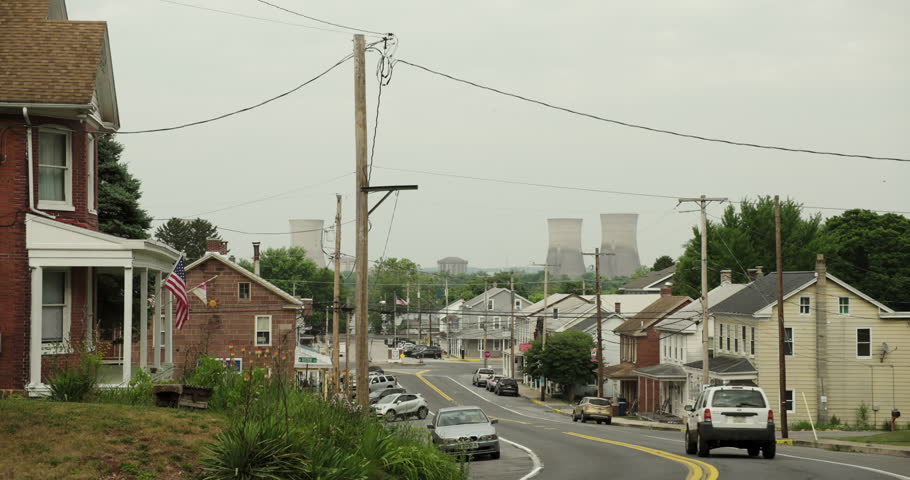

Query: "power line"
<box><xmin>395</xmin><ymin>59</ymin><xmax>910</xmax><ymax>163</ymax></box>
<box><xmin>253</xmin><ymin>0</ymin><xmax>388</xmax><ymax>36</ymax></box>
<box><xmin>118</xmin><ymin>53</ymin><xmax>353</xmax><ymax>134</ymax></box>
<box><xmin>218</xmin><ymin>220</ymin><xmax>354</xmax><ymax>236</ymax></box>
<box><xmin>154</xmin><ymin>0</ymin><xmax>358</xmax><ymax>35</ymax></box>
<box><xmin>381</xmin><ymin>192</ymin><xmax>400</xmax><ymax>260</ymax></box>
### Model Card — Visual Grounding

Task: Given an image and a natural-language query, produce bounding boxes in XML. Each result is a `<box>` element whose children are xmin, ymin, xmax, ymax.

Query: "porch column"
<box><xmin>122</xmin><ymin>267</ymin><xmax>133</xmax><ymax>384</ymax></box>
<box><xmin>153</xmin><ymin>271</ymin><xmax>162</xmax><ymax>368</ymax></box>
<box><xmin>165</xmin><ymin>291</ymin><xmax>174</xmax><ymax>364</ymax></box>
<box><xmin>28</xmin><ymin>266</ymin><xmax>43</xmax><ymax>388</ymax></box>
<box><xmin>85</xmin><ymin>268</ymin><xmax>94</xmax><ymax>349</ymax></box>
<box><xmin>139</xmin><ymin>268</ymin><xmax>148</xmax><ymax>369</ymax></box>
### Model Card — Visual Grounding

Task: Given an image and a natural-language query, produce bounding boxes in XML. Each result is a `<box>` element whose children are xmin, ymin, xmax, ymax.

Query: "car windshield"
<box><xmin>377</xmin><ymin>395</ymin><xmax>399</xmax><ymax>405</ymax></box>
<box><xmin>437</xmin><ymin>409</ymin><xmax>489</xmax><ymax>426</ymax></box>
<box><xmin>711</xmin><ymin>390</ymin><xmax>766</xmax><ymax>408</ymax></box>
<box><xmin>479</xmin><ymin>369</ymin><xmax>494</xmax><ymax>374</ymax></box>
<box><xmin>587</xmin><ymin>398</ymin><xmax>610</xmax><ymax>406</ymax></box>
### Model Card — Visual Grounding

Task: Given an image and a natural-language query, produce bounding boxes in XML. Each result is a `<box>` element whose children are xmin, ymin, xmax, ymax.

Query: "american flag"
<box><xmin>164</xmin><ymin>257</ymin><xmax>189</xmax><ymax>330</ymax></box>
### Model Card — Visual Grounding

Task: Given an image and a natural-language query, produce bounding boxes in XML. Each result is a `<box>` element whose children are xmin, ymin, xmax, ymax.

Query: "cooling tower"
<box><xmin>546</xmin><ymin>218</ymin><xmax>586</xmax><ymax>278</ymax></box>
<box><xmin>289</xmin><ymin>219</ymin><xmax>326</xmax><ymax>268</ymax></box>
<box><xmin>600</xmin><ymin>213</ymin><xmax>641</xmax><ymax>278</ymax></box>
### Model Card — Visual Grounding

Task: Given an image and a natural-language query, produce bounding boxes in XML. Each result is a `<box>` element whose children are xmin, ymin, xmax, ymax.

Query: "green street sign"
<box><xmin>298</xmin><ymin>357</ymin><xmax>317</xmax><ymax>363</ymax></box>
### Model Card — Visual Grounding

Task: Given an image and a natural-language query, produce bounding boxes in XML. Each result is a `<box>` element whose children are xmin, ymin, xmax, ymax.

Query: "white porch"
<box><xmin>25</xmin><ymin>214</ymin><xmax>181</xmax><ymax>396</ymax></box>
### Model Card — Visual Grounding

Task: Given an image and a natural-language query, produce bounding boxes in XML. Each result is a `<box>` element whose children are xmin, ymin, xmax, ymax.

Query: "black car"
<box><xmin>368</xmin><ymin>365</ymin><xmax>385</xmax><ymax>375</ymax></box>
<box><xmin>495</xmin><ymin>378</ymin><xmax>519</xmax><ymax>396</ymax></box>
<box><xmin>369</xmin><ymin>386</ymin><xmax>406</xmax><ymax>404</ymax></box>
<box><xmin>412</xmin><ymin>346</ymin><xmax>442</xmax><ymax>359</ymax></box>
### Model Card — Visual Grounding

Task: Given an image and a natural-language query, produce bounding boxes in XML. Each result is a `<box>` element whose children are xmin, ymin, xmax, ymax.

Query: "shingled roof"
<box><xmin>0</xmin><ymin>0</ymin><xmax>108</xmax><ymax>105</ymax></box>
<box><xmin>614</xmin><ymin>295</ymin><xmax>691</xmax><ymax>336</ymax></box>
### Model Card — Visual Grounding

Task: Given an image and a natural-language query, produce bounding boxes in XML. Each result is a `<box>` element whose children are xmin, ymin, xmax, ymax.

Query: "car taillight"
<box><xmin>704</xmin><ymin>408</ymin><xmax>712</xmax><ymax>422</ymax></box>
<box><xmin>768</xmin><ymin>409</ymin><xmax>774</xmax><ymax>423</ymax></box>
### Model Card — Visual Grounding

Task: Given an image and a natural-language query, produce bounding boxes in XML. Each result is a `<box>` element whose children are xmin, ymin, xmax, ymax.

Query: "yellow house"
<box><xmin>710</xmin><ymin>256</ymin><xmax>909</xmax><ymax>427</ymax></box>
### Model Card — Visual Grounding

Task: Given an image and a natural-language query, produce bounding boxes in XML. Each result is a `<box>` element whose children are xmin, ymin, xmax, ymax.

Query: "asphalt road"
<box><xmin>385</xmin><ymin>360</ymin><xmax>910</xmax><ymax>480</ymax></box>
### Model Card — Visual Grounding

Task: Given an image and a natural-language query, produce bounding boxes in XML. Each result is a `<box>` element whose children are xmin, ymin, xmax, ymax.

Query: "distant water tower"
<box><xmin>438</xmin><ymin>257</ymin><xmax>468</xmax><ymax>275</ymax></box>
<box><xmin>600</xmin><ymin>213</ymin><xmax>641</xmax><ymax>278</ymax></box>
<box><xmin>288</xmin><ymin>219</ymin><xmax>326</xmax><ymax>268</ymax></box>
<box><xmin>546</xmin><ymin>218</ymin><xmax>586</xmax><ymax>278</ymax></box>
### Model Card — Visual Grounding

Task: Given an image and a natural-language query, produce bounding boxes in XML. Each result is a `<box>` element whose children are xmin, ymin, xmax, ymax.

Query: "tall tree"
<box><xmin>154</xmin><ymin>218</ymin><xmax>221</xmax><ymax>263</ymax></box>
<box><xmin>652</xmin><ymin>255</ymin><xmax>675</xmax><ymax>271</ymax></box>
<box><xmin>674</xmin><ymin>196</ymin><xmax>822</xmax><ymax>297</ymax></box>
<box><xmin>820</xmin><ymin>210</ymin><xmax>910</xmax><ymax>310</ymax></box>
<box><xmin>523</xmin><ymin>330</ymin><xmax>595</xmax><ymax>402</ymax></box>
<box><xmin>98</xmin><ymin>135</ymin><xmax>152</xmax><ymax>239</ymax></box>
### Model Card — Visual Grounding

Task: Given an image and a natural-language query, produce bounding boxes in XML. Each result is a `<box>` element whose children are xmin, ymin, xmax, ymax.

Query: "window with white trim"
<box><xmin>856</xmin><ymin>328</ymin><xmax>871</xmax><ymax>359</ymax></box>
<box><xmin>750</xmin><ymin>327</ymin><xmax>755</xmax><ymax>355</ymax></box>
<box><xmin>37</xmin><ymin>128</ymin><xmax>73</xmax><ymax>209</ymax></box>
<box><xmin>553</xmin><ymin>308</ymin><xmax>559</xmax><ymax>320</ymax></box>
<box><xmin>726</xmin><ymin>324</ymin><xmax>731</xmax><ymax>351</ymax></box>
<box><xmin>783</xmin><ymin>327</ymin><xmax>794</xmax><ymax>356</ymax></box>
<box><xmin>741</xmin><ymin>326</ymin><xmax>747</xmax><ymax>355</ymax></box>
<box><xmin>487</xmin><ymin>299</ymin><xmax>494</xmax><ymax>310</ymax></box>
<box><xmin>783</xmin><ymin>389</ymin><xmax>795</xmax><ymax>413</ymax></box>
<box><xmin>255</xmin><ymin>315</ymin><xmax>272</xmax><ymax>346</ymax></box>
<box><xmin>514</xmin><ymin>299</ymin><xmax>521</xmax><ymax>309</ymax></box>
<box><xmin>86</xmin><ymin>133</ymin><xmax>96</xmax><ymax>213</ymax></box>
<box><xmin>42</xmin><ymin>270</ymin><xmax>70</xmax><ymax>345</ymax></box>
<box><xmin>799</xmin><ymin>296</ymin><xmax>811</xmax><ymax>315</ymax></box>
<box><xmin>839</xmin><ymin>297</ymin><xmax>850</xmax><ymax>315</ymax></box>
<box><xmin>213</xmin><ymin>358</ymin><xmax>242</xmax><ymax>372</ymax></box>
<box><xmin>734</xmin><ymin>325</ymin><xmax>739</xmax><ymax>353</ymax></box>
<box><xmin>238</xmin><ymin>282</ymin><xmax>251</xmax><ymax>301</ymax></box>
<box><xmin>718</xmin><ymin>324</ymin><xmax>724</xmax><ymax>351</ymax></box>
<box><xmin>493</xmin><ymin>316</ymin><xmax>501</xmax><ymax>329</ymax></box>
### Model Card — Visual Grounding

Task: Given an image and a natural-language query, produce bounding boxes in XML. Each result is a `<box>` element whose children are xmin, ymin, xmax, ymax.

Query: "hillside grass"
<box><xmin>0</xmin><ymin>397</ymin><xmax>223</xmax><ymax>480</ymax></box>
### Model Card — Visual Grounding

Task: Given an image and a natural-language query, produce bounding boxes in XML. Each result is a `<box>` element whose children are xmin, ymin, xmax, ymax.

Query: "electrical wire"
<box><xmin>380</xmin><ymin>192</ymin><xmax>400</xmax><ymax>260</ymax></box>
<box><xmin>366</xmin><ymin>35</ymin><xmax>397</xmax><ymax>181</ymax></box>
<box><xmin>118</xmin><ymin>54</ymin><xmax>353</xmax><ymax>134</ymax></box>
<box><xmin>218</xmin><ymin>220</ymin><xmax>354</xmax><ymax>236</ymax></box>
<box><xmin>253</xmin><ymin>0</ymin><xmax>388</xmax><ymax>36</ymax></box>
<box><xmin>395</xmin><ymin>59</ymin><xmax>910</xmax><ymax>163</ymax></box>
<box><xmin>154</xmin><ymin>0</ymin><xmax>358</xmax><ymax>35</ymax></box>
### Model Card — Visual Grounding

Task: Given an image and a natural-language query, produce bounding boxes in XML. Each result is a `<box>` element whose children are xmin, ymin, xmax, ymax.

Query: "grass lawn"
<box><xmin>833</xmin><ymin>430</ymin><xmax>910</xmax><ymax>446</ymax></box>
<box><xmin>0</xmin><ymin>397</ymin><xmax>224</xmax><ymax>480</ymax></box>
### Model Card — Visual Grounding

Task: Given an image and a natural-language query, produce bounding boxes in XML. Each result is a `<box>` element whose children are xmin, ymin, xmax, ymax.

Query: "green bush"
<box><xmin>829</xmin><ymin>414</ymin><xmax>841</xmax><ymax>426</ymax></box>
<box><xmin>47</xmin><ymin>351</ymin><xmax>101</xmax><ymax>402</ymax></box>
<box><xmin>856</xmin><ymin>401</ymin><xmax>870</xmax><ymax>429</ymax></box>
<box><xmin>93</xmin><ymin>369</ymin><xmax>154</xmax><ymax>406</ymax></box>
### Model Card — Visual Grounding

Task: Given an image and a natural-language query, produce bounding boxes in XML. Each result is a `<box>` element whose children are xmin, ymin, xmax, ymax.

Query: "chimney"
<box><xmin>660</xmin><ymin>282</ymin><xmax>672</xmax><ymax>297</ymax></box>
<box><xmin>747</xmin><ymin>269</ymin><xmax>758</xmax><ymax>282</ymax></box>
<box><xmin>206</xmin><ymin>238</ymin><xmax>228</xmax><ymax>255</ymax></box>
<box><xmin>720</xmin><ymin>269</ymin><xmax>733</xmax><ymax>286</ymax></box>
<box><xmin>252</xmin><ymin>242</ymin><xmax>261</xmax><ymax>276</ymax></box>
<box><xmin>755</xmin><ymin>266</ymin><xmax>764</xmax><ymax>277</ymax></box>
<box><xmin>614</xmin><ymin>302</ymin><xmax>621</xmax><ymax>313</ymax></box>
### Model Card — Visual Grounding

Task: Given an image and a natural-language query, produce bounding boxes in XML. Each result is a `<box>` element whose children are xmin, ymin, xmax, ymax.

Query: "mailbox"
<box><xmin>892</xmin><ymin>409</ymin><xmax>901</xmax><ymax>419</ymax></box>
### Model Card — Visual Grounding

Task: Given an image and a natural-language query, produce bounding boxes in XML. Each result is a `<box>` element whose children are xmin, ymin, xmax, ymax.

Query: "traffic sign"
<box><xmin>298</xmin><ymin>357</ymin><xmax>317</xmax><ymax>363</ymax></box>
<box><xmin>484</xmin><ymin>351</ymin><xmax>491</xmax><ymax>358</ymax></box>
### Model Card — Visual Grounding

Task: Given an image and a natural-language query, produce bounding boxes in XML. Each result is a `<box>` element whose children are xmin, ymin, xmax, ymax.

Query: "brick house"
<box><xmin>604</xmin><ymin>289</ymin><xmax>691</xmax><ymax>414</ymax></box>
<box><xmin>0</xmin><ymin>0</ymin><xmax>180</xmax><ymax>395</ymax></box>
<box><xmin>171</xmin><ymin>241</ymin><xmax>310</xmax><ymax>380</ymax></box>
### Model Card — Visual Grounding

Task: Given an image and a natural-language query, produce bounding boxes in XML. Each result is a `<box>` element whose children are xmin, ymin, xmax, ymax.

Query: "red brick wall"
<box><xmin>637</xmin><ymin>376</ymin><xmax>661</xmax><ymax>413</ymax></box>
<box><xmin>636</xmin><ymin>329</ymin><xmax>661</xmax><ymax>368</ymax></box>
<box><xmin>156</xmin><ymin>257</ymin><xmax>299</xmax><ymax>380</ymax></box>
<box><xmin>0</xmin><ymin>114</ymin><xmax>100</xmax><ymax>390</ymax></box>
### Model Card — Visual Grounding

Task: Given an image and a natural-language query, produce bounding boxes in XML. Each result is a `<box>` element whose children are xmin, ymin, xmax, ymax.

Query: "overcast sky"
<box><xmin>70</xmin><ymin>0</ymin><xmax>909</xmax><ymax>271</ymax></box>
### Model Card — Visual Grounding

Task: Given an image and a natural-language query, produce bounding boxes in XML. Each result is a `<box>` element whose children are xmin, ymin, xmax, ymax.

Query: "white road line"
<box><xmin>445</xmin><ymin>376</ymin><xmax>561</xmax><ymax>423</ymax></box>
<box><xmin>643</xmin><ymin>434</ymin><xmax>679</xmax><ymax>443</ymax></box>
<box><xmin>500</xmin><ymin>437</ymin><xmax>543</xmax><ymax>480</ymax></box>
<box><xmin>777</xmin><ymin>454</ymin><xmax>910</xmax><ymax>480</ymax></box>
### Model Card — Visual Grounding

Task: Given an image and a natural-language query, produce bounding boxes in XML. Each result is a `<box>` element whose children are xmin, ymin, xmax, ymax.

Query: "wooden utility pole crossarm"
<box><xmin>677</xmin><ymin>195</ymin><xmax>727</xmax><ymax>391</ymax></box>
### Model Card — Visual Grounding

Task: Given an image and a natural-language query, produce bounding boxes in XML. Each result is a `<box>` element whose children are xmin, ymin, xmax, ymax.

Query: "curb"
<box><xmin>788</xmin><ymin>438</ymin><xmax>910</xmax><ymax>458</ymax></box>
<box><xmin>519</xmin><ymin>393</ymin><xmax>683</xmax><ymax>432</ymax></box>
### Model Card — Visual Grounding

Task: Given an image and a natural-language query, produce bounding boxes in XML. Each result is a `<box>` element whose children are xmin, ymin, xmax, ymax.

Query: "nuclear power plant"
<box><xmin>546</xmin><ymin>218</ymin><xmax>586</xmax><ymax>278</ymax></box>
<box><xmin>288</xmin><ymin>219</ymin><xmax>326</xmax><ymax>268</ymax></box>
<box><xmin>600</xmin><ymin>213</ymin><xmax>641</xmax><ymax>278</ymax></box>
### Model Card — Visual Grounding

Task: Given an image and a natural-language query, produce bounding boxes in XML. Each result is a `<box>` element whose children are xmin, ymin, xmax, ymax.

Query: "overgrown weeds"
<box><xmin>47</xmin><ymin>348</ymin><xmax>101</xmax><ymax>402</ymax></box>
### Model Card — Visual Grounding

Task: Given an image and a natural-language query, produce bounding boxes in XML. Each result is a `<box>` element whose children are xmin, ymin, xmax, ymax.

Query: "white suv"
<box><xmin>373</xmin><ymin>393</ymin><xmax>429</xmax><ymax>421</ymax></box>
<box><xmin>684</xmin><ymin>385</ymin><xmax>776</xmax><ymax>459</ymax></box>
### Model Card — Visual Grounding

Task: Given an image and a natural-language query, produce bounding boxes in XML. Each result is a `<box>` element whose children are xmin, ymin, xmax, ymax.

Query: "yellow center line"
<box><xmin>564</xmin><ymin>432</ymin><xmax>719</xmax><ymax>480</ymax></box>
<box><xmin>416</xmin><ymin>369</ymin><xmax>454</xmax><ymax>402</ymax></box>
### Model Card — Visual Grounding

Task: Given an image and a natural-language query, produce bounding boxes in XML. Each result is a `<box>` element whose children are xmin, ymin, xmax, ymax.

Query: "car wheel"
<box><xmin>747</xmin><ymin>446</ymin><xmax>760</xmax><ymax>457</ymax></box>
<box><xmin>572</xmin><ymin>413</ymin><xmax>578</xmax><ymax>422</ymax></box>
<box><xmin>696</xmin><ymin>429</ymin><xmax>710</xmax><ymax>457</ymax></box>
<box><xmin>417</xmin><ymin>407</ymin><xmax>428</xmax><ymax>420</ymax></box>
<box><xmin>606</xmin><ymin>417</ymin><xmax>612</xmax><ymax>425</ymax></box>
<box><xmin>685</xmin><ymin>429</ymin><xmax>697</xmax><ymax>455</ymax></box>
<box><xmin>490</xmin><ymin>451</ymin><xmax>501</xmax><ymax>460</ymax></box>
<box><xmin>762</xmin><ymin>441</ymin><xmax>776</xmax><ymax>459</ymax></box>
<box><xmin>384</xmin><ymin>410</ymin><xmax>396</xmax><ymax>422</ymax></box>
<box><xmin>581</xmin><ymin>413</ymin><xmax>588</xmax><ymax>423</ymax></box>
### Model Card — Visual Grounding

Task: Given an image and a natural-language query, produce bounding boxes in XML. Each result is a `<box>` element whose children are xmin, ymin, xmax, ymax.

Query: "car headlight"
<box><xmin>479</xmin><ymin>434</ymin><xmax>498</xmax><ymax>441</ymax></box>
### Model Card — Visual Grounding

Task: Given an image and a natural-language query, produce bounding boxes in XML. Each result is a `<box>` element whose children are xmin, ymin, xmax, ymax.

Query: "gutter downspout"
<box><xmin>23</xmin><ymin>108</ymin><xmax>55</xmax><ymax>219</ymax></box>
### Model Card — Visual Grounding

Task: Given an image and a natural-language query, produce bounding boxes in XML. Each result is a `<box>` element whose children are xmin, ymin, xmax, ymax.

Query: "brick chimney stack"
<box><xmin>720</xmin><ymin>269</ymin><xmax>733</xmax><ymax>286</ymax></box>
<box><xmin>206</xmin><ymin>238</ymin><xmax>228</xmax><ymax>255</ymax></box>
<box><xmin>614</xmin><ymin>302</ymin><xmax>621</xmax><ymax>313</ymax></box>
<box><xmin>660</xmin><ymin>282</ymin><xmax>672</xmax><ymax>296</ymax></box>
<box><xmin>252</xmin><ymin>242</ymin><xmax>261</xmax><ymax>276</ymax></box>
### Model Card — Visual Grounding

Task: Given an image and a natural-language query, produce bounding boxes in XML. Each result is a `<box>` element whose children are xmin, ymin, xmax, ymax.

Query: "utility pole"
<box><xmin>417</xmin><ymin>285</ymin><xmax>423</xmax><ymax>344</ymax></box>
<box><xmin>583</xmin><ymin>248</ymin><xmax>613</xmax><ymax>398</ymax></box>
<box><xmin>483</xmin><ymin>280</ymin><xmax>489</xmax><ymax>368</ymax></box>
<box><xmin>677</xmin><ymin>195</ymin><xmax>727</xmax><ymax>391</ymax></box>
<box><xmin>331</xmin><ymin>194</ymin><xmax>342</xmax><ymax>395</ymax></box>
<box><xmin>353</xmin><ymin>34</ymin><xmax>370</xmax><ymax>411</ymax></box>
<box><xmin>531</xmin><ymin>262</ymin><xmax>556</xmax><ymax>401</ymax></box>
<box><xmin>510</xmin><ymin>273</ymin><xmax>516</xmax><ymax>379</ymax></box>
<box><xmin>344</xmin><ymin>304</ymin><xmax>352</xmax><ymax>402</ymax></box>
<box><xmin>775</xmin><ymin>195</ymin><xmax>789</xmax><ymax>438</ymax></box>
<box><xmin>444</xmin><ymin>277</ymin><xmax>449</xmax><ymax>355</ymax></box>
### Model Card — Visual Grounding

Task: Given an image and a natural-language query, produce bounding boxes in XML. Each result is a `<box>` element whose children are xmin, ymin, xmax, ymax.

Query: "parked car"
<box><xmin>369</xmin><ymin>387</ymin><xmax>406</xmax><ymax>405</ymax></box>
<box><xmin>486</xmin><ymin>375</ymin><xmax>504</xmax><ymax>392</ymax></box>
<box><xmin>572</xmin><ymin>397</ymin><xmax>612</xmax><ymax>424</ymax></box>
<box><xmin>494</xmin><ymin>378</ymin><xmax>519</xmax><ymax>397</ymax></box>
<box><xmin>472</xmin><ymin>368</ymin><xmax>495</xmax><ymax>387</ymax></box>
<box><xmin>368</xmin><ymin>374</ymin><xmax>399</xmax><ymax>392</ymax></box>
<box><xmin>427</xmin><ymin>406</ymin><xmax>500</xmax><ymax>459</ymax></box>
<box><xmin>405</xmin><ymin>345</ymin><xmax>428</xmax><ymax>357</ymax></box>
<box><xmin>412</xmin><ymin>345</ymin><xmax>443</xmax><ymax>359</ymax></box>
<box><xmin>684</xmin><ymin>385</ymin><xmax>775</xmax><ymax>459</ymax></box>
<box><xmin>373</xmin><ymin>393</ymin><xmax>429</xmax><ymax>421</ymax></box>
<box><xmin>368</xmin><ymin>365</ymin><xmax>384</xmax><ymax>375</ymax></box>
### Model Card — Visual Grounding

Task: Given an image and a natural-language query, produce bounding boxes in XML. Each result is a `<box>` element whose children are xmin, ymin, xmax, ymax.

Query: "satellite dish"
<box><xmin>882</xmin><ymin>342</ymin><xmax>890</xmax><ymax>353</ymax></box>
